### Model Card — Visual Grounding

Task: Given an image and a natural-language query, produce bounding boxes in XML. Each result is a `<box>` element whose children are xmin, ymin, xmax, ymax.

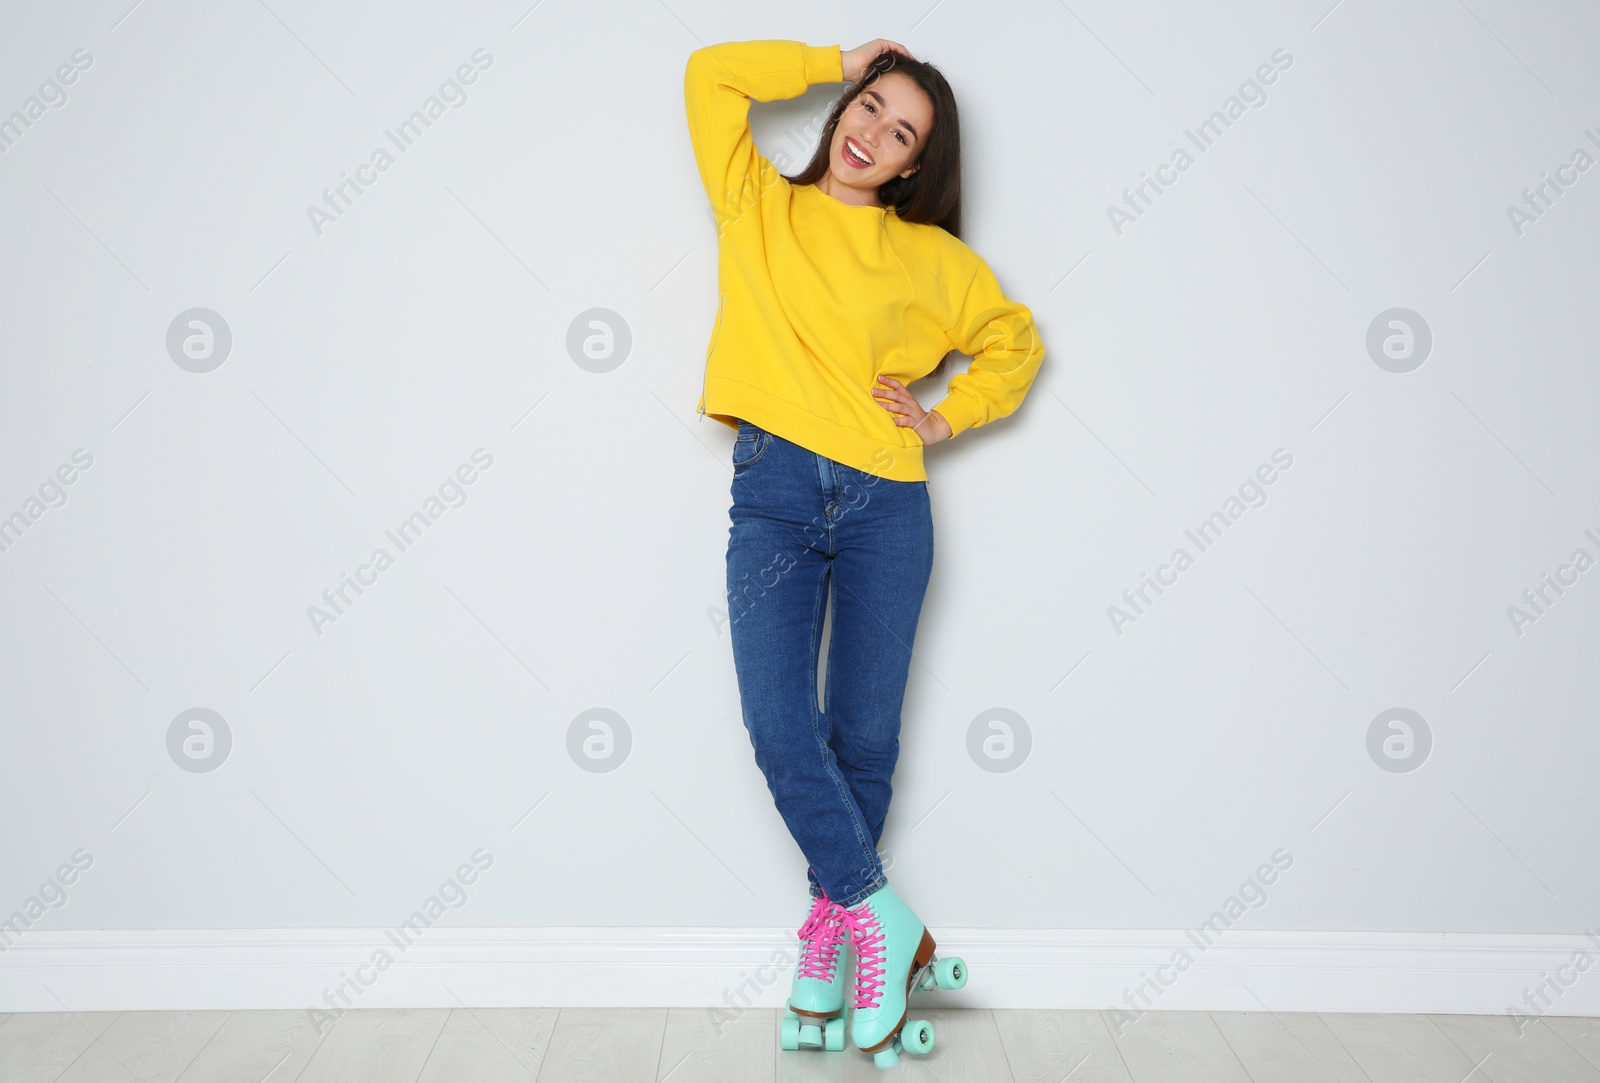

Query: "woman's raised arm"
<box><xmin>683</xmin><ymin>41</ymin><xmax>842</xmax><ymax>229</ymax></box>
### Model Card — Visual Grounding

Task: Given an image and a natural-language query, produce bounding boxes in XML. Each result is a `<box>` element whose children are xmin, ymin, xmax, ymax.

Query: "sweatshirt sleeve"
<box><xmin>684</xmin><ymin>41</ymin><xmax>844</xmax><ymax>227</ymax></box>
<box><xmin>932</xmin><ymin>255</ymin><xmax>1046</xmax><ymax>440</ymax></box>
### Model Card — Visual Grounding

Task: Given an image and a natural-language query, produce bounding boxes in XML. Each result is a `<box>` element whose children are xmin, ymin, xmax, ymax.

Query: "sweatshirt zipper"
<box><xmin>699</xmin><ymin>290</ymin><xmax>725</xmax><ymax>422</ymax></box>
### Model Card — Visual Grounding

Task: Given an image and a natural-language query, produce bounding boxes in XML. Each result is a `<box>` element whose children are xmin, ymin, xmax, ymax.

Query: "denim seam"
<box><xmin>818</xmin><ymin>454</ymin><xmax>841</xmax><ymax>555</ymax></box>
<box><xmin>732</xmin><ymin>431</ymin><xmax>772</xmax><ymax>474</ymax></box>
<box><xmin>807</xmin><ymin>542</ymin><xmax>880</xmax><ymax>903</ymax></box>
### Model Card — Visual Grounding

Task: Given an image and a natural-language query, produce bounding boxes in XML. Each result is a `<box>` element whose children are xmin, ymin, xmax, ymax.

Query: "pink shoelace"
<box><xmin>840</xmin><ymin>903</ymin><xmax>885</xmax><ymax>1008</ymax></box>
<box><xmin>796</xmin><ymin>894</ymin><xmax>846</xmax><ymax>981</ymax></box>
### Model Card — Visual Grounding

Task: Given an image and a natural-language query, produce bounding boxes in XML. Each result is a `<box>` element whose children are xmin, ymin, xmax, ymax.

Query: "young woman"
<box><xmin>684</xmin><ymin>38</ymin><xmax>1045</xmax><ymax>1068</ymax></box>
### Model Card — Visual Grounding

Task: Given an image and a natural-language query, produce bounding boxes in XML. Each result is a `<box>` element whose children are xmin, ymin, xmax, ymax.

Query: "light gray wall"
<box><xmin>2</xmin><ymin>0</ymin><xmax>1596</xmax><ymax>942</ymax></box>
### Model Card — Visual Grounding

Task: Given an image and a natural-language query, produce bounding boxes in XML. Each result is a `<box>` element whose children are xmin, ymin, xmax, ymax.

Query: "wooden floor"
<box><xmin>1</xmin><ymin>1007</ymin><xmax>1597</xmax><ymax>1081</ymax></box>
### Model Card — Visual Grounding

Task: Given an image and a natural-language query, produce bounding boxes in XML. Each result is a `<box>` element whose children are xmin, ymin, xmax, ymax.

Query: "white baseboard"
<box><xmin>2</xmin><ymin>927</ymin><xmax>1595</xmax><ymax>1021</ymax></box>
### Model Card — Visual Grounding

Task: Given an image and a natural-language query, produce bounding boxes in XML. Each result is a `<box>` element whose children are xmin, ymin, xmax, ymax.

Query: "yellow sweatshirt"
<box><xmin>684</xmin><ymin>40</ymin><xmax>1046</xmax><ymax>483</ymax></box>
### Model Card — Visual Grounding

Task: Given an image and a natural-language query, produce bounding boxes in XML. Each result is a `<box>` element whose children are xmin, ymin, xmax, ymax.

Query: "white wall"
<box><xmin>3</xmin><ymin>0</ymin><xmax>1598</xmax><ymax>1013</ymax></box>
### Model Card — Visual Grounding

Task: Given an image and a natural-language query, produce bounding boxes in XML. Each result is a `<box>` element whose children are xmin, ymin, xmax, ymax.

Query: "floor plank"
<box><xmin>1316</xmin><ymin>1012</ymin><xmax>1484</xmax><ymax>1083</ymax></box>
<box><xmin>656</xmin><ymin>1005</ymin><xmax>774</xmax><ymax>1083</ymax></box>
<box><xmin>993</xmin><ymin>1008</ymin><xmax>1133</xmax><ymax>1083</ymax></box>
<box><xmin>170</xmin><ymin>1008</ymin><xmax>328</xmax><ymax>1083</ymax></box>
<box><xmin>773</xmin><ymin>1045</ymin><xmax>880</xmax><ymax>1082</ymax></box>
<box><xmin>536</xmin><ymin>1007</ymin><xmax>667</xmax><ymax>1082</ymax></box>
<box><xmin>1546</xmin><ymin>1017</ymin><xmax>1600</xmax><ymax>1073</ymax></box>
<box><xmin>0</xmin><ymin>1012</ymin><xmax>123</xmax><ymax>1083</ymax></box>
<box><xmin>294</xmin><ymin>1008</ymin><xmax>451</xmax><ymax>1083</ymax></box>
<box><xmin>51</xmin><ymin>1010</ymin><xmax>228</xmax><ymax>1083</ymax></box>
<box><xmin>1427</xmin><ymin>1013</ymin><xmax>1600</xmax><ymax>1083</ymax></box>
<box><xmin>417</xmin><ymin>1007</ymin><xmax>560</xmax><ymax>1083</ymax></box>
<box><xmin>1209</xmin><ymin>1010</ymin><xmax>1372</xmax><ymax>1082</ymax></box>
<box><xmin>1106</xmin><ymin>1009</ymin><xmax>1253</xmax><ymax>1083</ymax></box>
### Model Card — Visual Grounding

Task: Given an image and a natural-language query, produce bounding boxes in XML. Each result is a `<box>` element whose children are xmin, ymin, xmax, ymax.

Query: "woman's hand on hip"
<box><xmin>842</xmin><ymin>40</ymin><xmax>916</xmax><ymax>84</ymax></box>
<box><xmin>873</xmin><ymin>376</ymin><xmax>951</xmax><ymax>445</ymax></box>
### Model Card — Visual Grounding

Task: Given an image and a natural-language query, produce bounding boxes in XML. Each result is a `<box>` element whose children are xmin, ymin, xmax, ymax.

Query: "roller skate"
<box><xmin>779</xmin><ymin>891</ymin><xmax>851</xmax><ymax>1052</ymax></box>
<box><xmin>839</xmin><ymin>883</ymin><xmax>969</xmax><ymax>1070</ymax></box>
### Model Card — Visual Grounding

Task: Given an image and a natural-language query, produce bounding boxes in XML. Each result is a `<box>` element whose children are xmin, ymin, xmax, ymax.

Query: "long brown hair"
<box><xmin>785</xmin><ymin>50</ymin><xmax>964</xmax><ymax>378</ymax></box>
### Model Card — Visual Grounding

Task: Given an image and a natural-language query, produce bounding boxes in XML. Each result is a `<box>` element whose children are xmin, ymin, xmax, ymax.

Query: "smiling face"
<box><xmin>822</xmin><ymin>71</ymin><xmax>934</xmax><ymax>207</ymax></box>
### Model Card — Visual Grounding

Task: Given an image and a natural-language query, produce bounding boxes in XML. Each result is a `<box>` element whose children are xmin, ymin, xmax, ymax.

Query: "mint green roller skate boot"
<box><xmin>779</xmin><ymin>891</ymin><xmax>851</xmax><ymax>1053</ymax></box>
<box><xmin>840</xmin><ymin>883</ymin><xmax>968</xmax><ymax>1070</ymax></box>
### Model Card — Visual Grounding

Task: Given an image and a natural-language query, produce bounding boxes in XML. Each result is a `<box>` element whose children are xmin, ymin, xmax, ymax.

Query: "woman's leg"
<box><xmin>725</xmin><ymin>423</ymin><xmax>885</xmax><ymax>909</ymax></box>
<box><xmin>818</xmin><ymin>463</ymin><xmax>934</xmax><ymax>869</ymax></box>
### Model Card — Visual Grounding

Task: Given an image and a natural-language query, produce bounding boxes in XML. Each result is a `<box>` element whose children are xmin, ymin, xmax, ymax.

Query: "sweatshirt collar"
<box><xmin>806</xmin><ymin>183</ymin><xmax>890</xmax><ymax>217</ymax></box>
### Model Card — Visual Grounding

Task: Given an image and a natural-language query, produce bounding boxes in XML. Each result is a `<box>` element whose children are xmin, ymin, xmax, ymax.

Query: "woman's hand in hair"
<box><xmin>842</xmin><ymin>39</ymin><xmax>916</xmax><ymax>84</ymax></box>
<box><xmin>873</xmin><ymin>376</ymin><xmax>952</xmax><ymax>446</ymax></box>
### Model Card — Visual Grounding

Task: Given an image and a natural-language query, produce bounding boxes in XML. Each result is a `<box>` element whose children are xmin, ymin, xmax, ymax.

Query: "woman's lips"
<box><xmin>842</xmin><ymin>136</ymin><xmax>874</xmax><ymax>169</ymax></box>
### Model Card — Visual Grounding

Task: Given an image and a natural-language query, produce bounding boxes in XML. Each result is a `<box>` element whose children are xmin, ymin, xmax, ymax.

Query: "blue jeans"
<box><xmin>724</xmin><ymin>419</ymin><xmax>935</xmax><ymax>910</ymax></box>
